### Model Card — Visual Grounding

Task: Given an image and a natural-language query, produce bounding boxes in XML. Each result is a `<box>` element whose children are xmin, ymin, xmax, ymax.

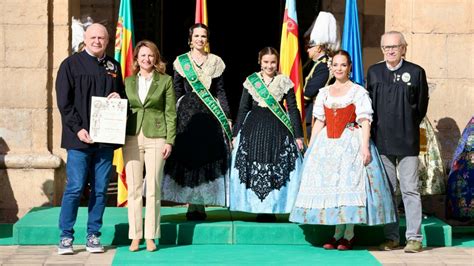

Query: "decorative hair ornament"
<box><xmin>307</xmin><ymin>12</ymin><xmax>340</xmax><ymax>51</ymax></box>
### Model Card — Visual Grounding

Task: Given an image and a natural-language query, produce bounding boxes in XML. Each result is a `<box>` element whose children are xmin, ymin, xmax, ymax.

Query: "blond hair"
<box><xmin>132</xmin><ymin>40</ymin><xmax>166</xmax><ymax>74</ymax></box>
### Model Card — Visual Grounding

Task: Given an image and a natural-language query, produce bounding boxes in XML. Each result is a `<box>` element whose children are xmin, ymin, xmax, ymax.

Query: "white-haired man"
<box><xmin>367</xmin><ymin>31</ymin><xmax>429</xmax><ymax>253</ymax></box>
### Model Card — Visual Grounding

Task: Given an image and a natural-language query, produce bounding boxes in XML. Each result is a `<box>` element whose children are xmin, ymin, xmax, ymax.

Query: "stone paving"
<box><xmin>0</xmin><ymin>245</ymin><xmax>472</xmax><ymax>265</ymax></box>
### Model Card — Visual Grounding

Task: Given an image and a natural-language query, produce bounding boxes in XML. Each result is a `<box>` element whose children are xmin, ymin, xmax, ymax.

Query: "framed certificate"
<box><xmin>90</xmin><ymin>96</ymin><xmax>128</xmax><ymax>144</ymax></box>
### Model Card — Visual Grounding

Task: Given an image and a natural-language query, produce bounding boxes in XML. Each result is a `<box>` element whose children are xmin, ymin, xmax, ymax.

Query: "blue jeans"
<box><xmin>59</xmin><ymin>147</ymin><xmax>114</xmax><ymax>240</ymax></box>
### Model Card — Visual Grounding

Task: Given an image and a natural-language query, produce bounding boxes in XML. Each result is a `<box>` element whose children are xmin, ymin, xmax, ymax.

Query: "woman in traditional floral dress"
<box><xmin>290</xmin><ymin>50</ymin><xmax>396</xmax><ymax>250</ymax></box>
<box><xmin>447</xmin><ymin>116</ymin><xmax>474</xmax><ymax>221</ymax></box>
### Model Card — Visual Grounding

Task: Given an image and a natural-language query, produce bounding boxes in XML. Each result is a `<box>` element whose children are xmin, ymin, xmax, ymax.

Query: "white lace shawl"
<box><xmin>243</xmin><ymin>74</ymin><xmax>294</xmax><ymax>107</ymax></box>
<box><xmin>173</xmin><ymin>53</ymin><xmax>226</xmax><ymax>90</ymax></box>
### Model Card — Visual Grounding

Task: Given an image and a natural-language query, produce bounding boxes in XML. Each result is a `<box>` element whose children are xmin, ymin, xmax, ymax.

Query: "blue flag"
<box><xmin>342</xmin><ymin>0</ymin><xmax>364</xmax><ymax>86</ymax></box>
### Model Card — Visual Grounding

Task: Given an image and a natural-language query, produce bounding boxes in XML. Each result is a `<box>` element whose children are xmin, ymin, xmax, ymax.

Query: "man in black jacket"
<box><xmin>367</xmin><ymin>31</ymin><xmax>429</xmax><ymax>253</ymax></box>
<box><xmin>56</xmin><ymin>23</ymin><xmax>124</xmax><ymax>255</ymax></box>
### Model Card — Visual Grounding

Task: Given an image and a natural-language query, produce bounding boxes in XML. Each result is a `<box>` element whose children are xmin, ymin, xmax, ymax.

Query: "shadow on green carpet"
<box><xmin>0</xmin><ymin>224</ymin><xmax>13</xmax><ymax>245</ymax></box>
<box><xmin>452</xmin><ymin>233</ymin><xmax>474</xmax><ymax>247</ymax></box>
<box><xmin>112</xmin><ymin>245</ymin><xmax>381</xmax><ymax>265</ymax></box>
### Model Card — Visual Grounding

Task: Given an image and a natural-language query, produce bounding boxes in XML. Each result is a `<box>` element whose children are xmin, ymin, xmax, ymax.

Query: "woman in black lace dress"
<box><xmin>162</xmin><ymin>23</ymin><xmax>232</xmax><ymax>220</ymax></box>
<box><xmin>229</xmin><ymin>47</ymin><xmax>304</xmax><ymax>221</ymax></box>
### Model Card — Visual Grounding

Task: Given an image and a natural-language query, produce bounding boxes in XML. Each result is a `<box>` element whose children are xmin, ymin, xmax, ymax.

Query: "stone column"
<box><xmin>0</xmin><ymin>0</ymin><xmax>70</xmax><ymax>222</ymax></box>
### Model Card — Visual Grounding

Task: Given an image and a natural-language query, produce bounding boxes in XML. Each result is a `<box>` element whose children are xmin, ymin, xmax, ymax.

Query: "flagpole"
<box><xmin>342</xmin><ymin>0</ymin><xmax>364</xmax><ymax>85</ymax></box>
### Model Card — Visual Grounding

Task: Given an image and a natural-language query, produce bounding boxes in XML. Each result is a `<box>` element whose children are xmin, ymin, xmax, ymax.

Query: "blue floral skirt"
<box><xmin>290</xmin><ymin>129</ymin><xmax>396</xmax><ymax>225</ymax></box>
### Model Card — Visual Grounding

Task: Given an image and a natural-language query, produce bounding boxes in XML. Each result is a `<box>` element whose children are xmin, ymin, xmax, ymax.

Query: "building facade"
<box><xmin>0</xmin><ymin>0</ymin><xmax>472</xmax><ymax>222</ymax></box>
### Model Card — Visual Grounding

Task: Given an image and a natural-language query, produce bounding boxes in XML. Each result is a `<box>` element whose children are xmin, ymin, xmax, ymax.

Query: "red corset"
<box><xmin>324</xmin><ymin>104</ymin><xmax>357</xmax><ymax>139</ymax></box>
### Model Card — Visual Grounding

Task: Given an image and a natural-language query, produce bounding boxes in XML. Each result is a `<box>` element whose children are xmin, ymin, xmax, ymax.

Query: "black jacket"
<box><xmin>56</xmin><ymin>51</ymin><xmax>125</xmax><ymax>149</ymax></box>
<box><xmin>367</xmin><ymin>60</ymin><xmax>429</xmax><ymax>156</ymax></box>
<box><xmin>303</xmin><ymin>55</ymin><xmax>333</xmax><ymax>125</ymax></box>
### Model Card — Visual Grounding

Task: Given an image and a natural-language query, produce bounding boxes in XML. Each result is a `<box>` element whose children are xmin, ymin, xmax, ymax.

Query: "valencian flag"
<box><xmin>113</xmin><ymin>0</ymin><xmax>135</xmax><ymax>207</ymax></box>
<box><xmin>279</xmin><ymin>0</ymin><xmax>305</xmax><ymax>140</ymax></box>
<box><xmin>342</xmin><ymin>0</ymin><xmax>364</xmax><ymax>85</ymax></box>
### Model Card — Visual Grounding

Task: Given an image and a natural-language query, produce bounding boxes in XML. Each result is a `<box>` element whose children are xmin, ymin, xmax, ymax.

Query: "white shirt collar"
<box><xmin>85</xmin><ymin>48</ymin><xmax>106</xmax><ymax>61</ymax></box>
<box><xmin>386</xmin><ymin>59</ymin><xmax>404</xmax><ymax>71</ymax></box>
<box><xmin>137</xmin><ymin>72</ymin><xmax>154</xmax><ymax>80</ymax></box>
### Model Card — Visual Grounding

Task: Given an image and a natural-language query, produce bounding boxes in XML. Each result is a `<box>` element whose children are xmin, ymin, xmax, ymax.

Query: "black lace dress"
<box><xmin>229</xmin><ymin>74</ymin><xmax>303</xmax><ymax>213</ymax></box>
<box><xmin>162</xmin><ymin>53</ymin><xmax>230</xmax><ymax>206</ymax></box>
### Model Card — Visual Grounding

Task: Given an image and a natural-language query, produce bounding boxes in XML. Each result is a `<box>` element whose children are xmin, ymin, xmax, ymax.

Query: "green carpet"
<box><xmin>112</xmin><ymin>245</ymin><xmax>381</xmax><ymax>266</ymax></box>
<box><xmin>452</xmin><ymin>226</ymin><xmax>474</xmax><ymax>247</ymax></box>
<box><xmin>452</xmin><ymin>235</ymin><xmax>474</xmax><ymax>247</ymax></box>
<box><xmin>12</xmin><ymin>207</ymin><xmax>453</xmax><ymax>246</ymax></box>
<box><xmin>0</xmin><ymin>224</ymin><xmax>13</xmax><ymax>245</ymax></box>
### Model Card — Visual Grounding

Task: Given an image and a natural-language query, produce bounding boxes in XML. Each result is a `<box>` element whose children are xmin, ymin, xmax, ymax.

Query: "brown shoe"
<box><xmin>146</xmin><ymin>239</ymin><xmax>157</xmax><ymax>252</ymax></box>
<box><xmin>129</xmin><ymin>239</ymin><xmax>140</xmax><ymax>252</ymax></box>
<box><xmin>404</xmin><ymin>240</ymin><xmax>422</xmax><ymax>253</ymax></box>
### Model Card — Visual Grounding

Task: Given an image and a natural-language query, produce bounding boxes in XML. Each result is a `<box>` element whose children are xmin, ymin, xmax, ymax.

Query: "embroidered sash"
<box><xmin>177</xmin><ymin>53</ymin><xmax>232</xmax><ymax>142</ymax></box>
<box><xmin>246</xmin><ymin>72</ymin><xmax>294</xmax><ymax>135</ymax></box>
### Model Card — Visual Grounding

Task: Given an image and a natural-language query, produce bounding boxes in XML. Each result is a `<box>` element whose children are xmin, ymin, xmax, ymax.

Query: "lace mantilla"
<box><xmin>235</xmin><ymin>135</ymin><xmax>298</xmax><ymax>201</ymax></box>
<box><xmin>173</xmin><ymin>53</ymin><xmax>226</xmax><ymax>90</ymax></box>
<box><xmin>243</xmin><ymin>74</ymin><xmax>294</xmax><ymax>107</ymax></box>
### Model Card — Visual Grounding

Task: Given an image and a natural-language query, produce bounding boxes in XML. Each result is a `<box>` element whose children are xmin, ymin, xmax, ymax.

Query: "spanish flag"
<box><xmin>279</xmin><ymin>0</ymin><xmax>305</xmax><ymax>141</ymax></box>
<box><xmin>195</xmin><ymin>0</ymin><xmax>208</xmax><ymax>25</ymax></box>
<box><xmin>113</xmin><ymin>0</ymin><xmax>135</xmax><ymax>207</ymax></box>
<box><xmin>195</xmin><ymin>0</ymin><xmax>210</xmax><ymax>52</ymax></box>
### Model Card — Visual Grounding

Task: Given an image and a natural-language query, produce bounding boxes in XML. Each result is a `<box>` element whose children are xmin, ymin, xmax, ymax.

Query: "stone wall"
<box><xmin>322</xmin><ymin>0</ymin><xmax>386</xmax><ymax>76</ymax></box>
<box><xmin>0</xmin><ymin>0</ymin><xmax>67</xmax><ymax>222</ymax></box>
<box><xmin>386</xmin><ymin>0</ymin><xmax>474</xmax><ymax>165</ymax></box>
<box><xmin>0</xmin><ymin>0</ymin><xmax>471</xmax><ymax>222</ymax></box>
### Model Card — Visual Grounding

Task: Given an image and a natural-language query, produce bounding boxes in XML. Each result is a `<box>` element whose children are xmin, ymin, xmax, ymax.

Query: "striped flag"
<box><xmin>279</xmin><ymin>0</ymin><xmax>305</xmax><ymax>140</ymax></box>
<box><xmin>195</xmin><ymin>0</ymin><xmax>209</xmax><ymax>52</ymax></box>
<box><xmin>342</xmin><ymin>0</ymin><xmax>364</xmax><ymax>85</ymax></box>
<box><xmin>195</xmin><ymin>0</ymin><xmax>208</xmax><ymax>25</ymax></box>
<box><xmin>113</xmin><ymin>0</ymin><xmax>135</xmax><ymax>207</ymax></box>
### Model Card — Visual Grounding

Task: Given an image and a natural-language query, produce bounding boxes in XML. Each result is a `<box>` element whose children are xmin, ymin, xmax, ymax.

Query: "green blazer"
<box><xmin>125</xmin><ymin>72</ymin><xmax>177</xmax><ymax>145</ymax></box>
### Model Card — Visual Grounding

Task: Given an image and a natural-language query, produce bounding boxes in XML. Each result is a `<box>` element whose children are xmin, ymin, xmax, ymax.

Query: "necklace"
<box><xmin>191</xmin><ymin>52</ymin><xmax>207</xmax><ymax>68</ymax></box>
<box><xmin>331</xmin><ymin>81</ymin><xmax>351</xmax><ymax>91</ymax></box>
<box><xmin>260</xmin><ymin>72</ymin><xmax>275</xmax><ymax>86</ymax></box>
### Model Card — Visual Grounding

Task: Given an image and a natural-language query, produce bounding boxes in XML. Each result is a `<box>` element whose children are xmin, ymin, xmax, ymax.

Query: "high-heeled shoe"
<box><xmin>146</xmin><ymin>239</ymin><xmax>157</xmax><ymax>252</ymax></box>
<box><xmin>129</xmin><ymin>239</ymin><xmax>140</xmax><ymax>252</ymax></box>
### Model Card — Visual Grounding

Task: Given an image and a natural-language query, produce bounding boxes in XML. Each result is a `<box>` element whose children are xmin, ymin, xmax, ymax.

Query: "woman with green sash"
<box><xmin>162</xmin><ymin>23</ymin><xmax>231</xmax><ymax>221</ymax></box>
<box><xmin>229</xmin><ymin>47</ymin><xmax>304</xmax><ymax>222</ymax></box>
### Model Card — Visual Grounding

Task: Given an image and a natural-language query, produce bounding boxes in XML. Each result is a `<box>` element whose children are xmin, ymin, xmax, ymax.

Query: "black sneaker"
<box><xmin>58</xmin><ymin>237</ymin><xmax>74</xmax><ymax>255</ymax></box>
<box><xmin>86</xmin><ymin>234</ymin><xmax>104</xmax><ymax>253</ymax></box>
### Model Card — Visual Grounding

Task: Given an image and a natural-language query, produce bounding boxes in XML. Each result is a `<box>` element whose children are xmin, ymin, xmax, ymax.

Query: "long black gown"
<box><xmin>162</xmin><ymin>53</ymin><xmax>230</xmax><ymax>206</ymax></box>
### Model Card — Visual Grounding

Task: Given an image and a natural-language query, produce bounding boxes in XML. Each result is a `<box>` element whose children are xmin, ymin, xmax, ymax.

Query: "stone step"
<box><xmin>13</xmin><ymin>207</ymin><xmax>451</xmax><ymax>246</ymax></box>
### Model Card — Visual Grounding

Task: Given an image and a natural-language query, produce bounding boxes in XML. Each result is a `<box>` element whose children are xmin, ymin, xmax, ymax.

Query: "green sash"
<box><xmin>246</xmin><ymin>72</ymin><xmax>294</xmax><ymax>135</ymax></box>
<box><xmin>177</xmin><ymin>53</ymin><xmax>232</xmax><ymax>141</ymax></box>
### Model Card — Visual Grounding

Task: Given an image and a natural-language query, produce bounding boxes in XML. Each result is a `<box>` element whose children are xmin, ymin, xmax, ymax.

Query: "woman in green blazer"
<box><xmin>123</xmin><ymin>40</ymin><xmax>176</xmax><ymax>252</ymax></box>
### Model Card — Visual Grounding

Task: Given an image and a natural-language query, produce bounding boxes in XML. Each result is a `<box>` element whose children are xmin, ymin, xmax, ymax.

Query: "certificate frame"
<box><xmin>89</xmin><ymin>96</ymin><xmax>128</xmax><ymax>144</ymax></box>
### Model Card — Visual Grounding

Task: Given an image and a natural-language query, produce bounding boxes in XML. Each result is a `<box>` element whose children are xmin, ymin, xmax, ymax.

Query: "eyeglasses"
<box><xmin>381</xmin><ymin>45</ymin><xmax>402</xmax><ymax>51</ymax></box>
